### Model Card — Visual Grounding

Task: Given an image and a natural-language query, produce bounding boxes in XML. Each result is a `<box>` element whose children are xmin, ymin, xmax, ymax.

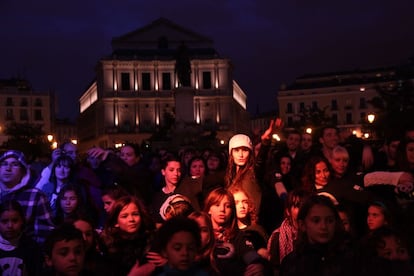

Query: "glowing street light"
<box><xmin>47</xmin><ymin>135</ymin><xmax>54</xmax><ymax>142</ymax></box>
<box><xmin>305</xmin><ymin>128</ymin><xmax>312</xmax><ymax>134</ymax></box>
<box><xmin>367</xmin><ymin>113</ymin><xmax>375</xmax><ymax>124</ymax></box>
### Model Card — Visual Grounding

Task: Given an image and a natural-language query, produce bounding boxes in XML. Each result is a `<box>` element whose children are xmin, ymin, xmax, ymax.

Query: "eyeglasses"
<box><xmin>0</xmin><ymin>161</ymin><xmax>21</xmax><ymax>168</ymax></box>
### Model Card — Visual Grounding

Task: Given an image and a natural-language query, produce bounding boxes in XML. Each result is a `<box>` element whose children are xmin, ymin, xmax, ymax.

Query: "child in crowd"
<box><xmin>101</xmin><ymin>186</ymin><xmax>128</xmax><ymax>215</ymax></box>
<box><xmin>364</xmin><ymin>227</ymin><xmax>414</xmax><ymax>275</ymax></box>
<box><xmin>0</xmin><ymin>200</ymin><xmax>43</xmax><ymax>275</ymax></box>
<box><xmin>151</xmin><ymin>216</ymin><xmax>208</xmax><ymax>276</ymax></box>
<box><xmin>204</xmin><ymin>187</ymin><xmax>271</xmax><ymax>275</ymax></box>
<box><xmin>159</xmin><ymin>194</ymin><xmax>194</xmax><ymax>221</ymax></box>
<box><xmin>54</xmin><ymin>184</ymin><xmax>86</xmax><ymax>226</ymax></box>
<box><xmin>100</xmin><ymin>195</ymin><xmax>155</xmax><ymax>275</ymax></box>
<box><xmin>367</xmin><ymin>201</ymin><xmax>392</xmax><ymax>232</ymax></box>
<box><xmin>279</xmin><ymin>195</ymin><xmax>362</xmax><ymax>275</ymax></box>
<box><xmin>229</xmin><ymin>187</ymin><xmax>269</xmax><ymax>259</ymax></box>
<box><xmin>43</xmin><ymin>224</ymin><xmax>89</xmax><ymax>276</ymax></box>
<box><xmin>188</xmin><ymin>211</ymin><xmax>216</xmax><ymax>273</ymax></box>
<box><xmin>267</xmin><ymin>189</ymin><xmax>309</xmax><ymax>273</ymax></box>
<box><xmin>72</xmin><ymin>217</ymin><xmax>107</xmax><ymax>274</ymax></box>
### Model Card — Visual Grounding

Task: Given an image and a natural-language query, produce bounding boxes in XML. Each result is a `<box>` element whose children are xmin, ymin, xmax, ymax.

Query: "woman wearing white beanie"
<box><xmin>224</xmin><ymin>119</ymin><xmax>282</xmax><ymax>215</ymax></box>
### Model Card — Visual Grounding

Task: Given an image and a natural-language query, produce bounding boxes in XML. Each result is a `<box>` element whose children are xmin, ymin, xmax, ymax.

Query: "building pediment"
<box><xmin>112</xmin><ymin>17</ymin><xmax>214</xmax><ymax>51</ymax></box>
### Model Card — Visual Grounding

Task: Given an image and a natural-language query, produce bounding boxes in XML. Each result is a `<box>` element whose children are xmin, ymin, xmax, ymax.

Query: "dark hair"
<box><xmin>155</xmin><ymin>216</ymin><xmax>201</xmax><ymax>252</ymax></box>
<box><xmin>44</xmin><ymin>223</ymin><xmax>84</xmax><ymax>257</ymax></box>
<box><xmin>54</xmin><ymin>184</ymin><xmax>86</xmax><ymax>225</ymax></box>
<box><xmin>206</xmin><ymin>150</ymin><xmax>226</xmax><ymax>171</ymax></box>
<box><xmin>395</xmin><ymin>138</ymin><xmax>414</xmax><ymax>171</ymax></box>
<box><xmin>368</xmin><ymin>201</ymin><xmax>393</xmax><ymax>228</ymax></box>
<box><xmin>122</xmin><ymin>143</ymin><xmax>141</xmax><ymax>157</ymax></box>
<box><xmin>295</xmin><ymin>195</ymin><xmax>344</xmax><ymax>250</ymax></box>
<box><xmin>366</xmin><ymin>226</ymin><xmax>411</xmax><ymax>259</ymax></box>
<box><xmin>0</xmin><ymin>200</ymin><xmax>26</xmax><ymax>225</ymax></box>
<box><xmin>49</xmin><ymin>155</ymin><xmax>75</xmax><ymax>184</ymax></box>
<box><xmin>284</xmin><ymin>189</ymin><xmax>310</xmax><ymax>220</ymax></box>
<box><xmin>301</xmin><ymin>155</ymin><xmax>331</xmax><ymax>192</ymax></box>
<box><xmin>161</xmin><ymin>154</ymin><xmax>181</xmax><ymax>170</ymax></box>
<box><xmin>187</xmin><ymin>156</ymin><xmax>208</xmax><ymax>177</ymax></box>
<box><xmin>101</xmin><ymin>185</ymin><xmax>128</xmax><ymax>199</ymax></box>
<box><xmin>225</xmin><ymin>148</ymin><xmax>255</xmax><ymax>188</ymax></box>
<box><xmin>103</xmin><ymin>195</ymin><xmax>154</xmax><ymax>241</ymax></box>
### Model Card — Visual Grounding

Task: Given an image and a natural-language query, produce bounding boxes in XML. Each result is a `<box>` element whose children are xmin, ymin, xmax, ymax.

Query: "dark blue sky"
<box><xmin>1</xmin><ymin>1</ymin><xmax>414</xmax><ymax>120</ymax></box>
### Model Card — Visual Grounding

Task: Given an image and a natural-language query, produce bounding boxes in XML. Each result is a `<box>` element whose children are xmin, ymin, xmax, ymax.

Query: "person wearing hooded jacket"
<box><xmin>0</xmin><ymin>150</ymin><xmax>54</xmax><ymax>244</ymax></box>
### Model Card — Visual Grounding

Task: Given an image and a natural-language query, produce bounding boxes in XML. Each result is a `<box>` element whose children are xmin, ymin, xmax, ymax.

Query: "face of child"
<box><xmin>189</xmin><ymin>160</ymin><xmax>205</xmax><ymax>178</ymax></box>
<box><xmin>163</xmin><ymin>231</ymin><xmax>197</xmax><ymax>271</ymax></box>
<box><xmin>377</xmin><ymin>236</ymin><xmax>410</xmax><ymax>261</ymax></box>
<box><xmin>301</xmin><ymin>204</ymin><xmax>336</xmax><ymax>244</ymax></box>
<box><xmin>116</xmin><ymin>203</ymin><xmax>141</xmax><ymax>234</ymax></box>
<box><xmin>208</xmin><ymin>196</ymin><xmax>233</xmax><ymax>229</ymax></box>
<box><xmin>102</xmin><ymin>195</ymin><xmax>115</xmax><ymax>214</ymax></box>
<box><xmin>193</xmin><ymin>217</ymin><xmax>211</xmax><ymax>248</ymax></box>
<box><xmin>73</xmin><ymin>220</ymin><xmax>94</xmax><ymax>251</ymax></box>
<box><xmin>46</xmin><ymin>239</ymin><xmax>85</xmax><ymax>276</ymax></box>
<box><xmin>315</xmin><ymin>161</ymin><xmax>330</xmax><ymax>187</ymax></box>
<box><xmin>367</xmin><ymin>206</ymin><xmax>387</xmax><ymax>231</ymax></box>
<box><xmin>55</xmin><ymin>163</ymin><xmax>71</xmax><ymax>181</ymax></box>
<box><xmin>61</xmin><ymin>191</ymin><xmax>79</xmax><ymax>215</ymax></box>
<box><xmin>233</xmin><ymin>191</ymin><xmax>249</xmax><ymax>220</ymax></box>
<box><xmin>231</xmin><ymin>147</ymin><xmax>250</xmax><ymax>167</ymax></box>
<box><xmin>162</xmin><ymin>161</ymin><xmax>181</xmax><ymax>187</ymax></box>
<box><xmin>0</xmin><ymin>210</ymin><xmax>24</xmax><ymax>240</ymax></box>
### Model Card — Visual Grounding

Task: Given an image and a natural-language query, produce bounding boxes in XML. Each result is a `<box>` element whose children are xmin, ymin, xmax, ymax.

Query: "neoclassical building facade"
<box><xmin>78</xmin><ymin>18</ymin><xmax>249</xmax><ymax>150</ymax></box>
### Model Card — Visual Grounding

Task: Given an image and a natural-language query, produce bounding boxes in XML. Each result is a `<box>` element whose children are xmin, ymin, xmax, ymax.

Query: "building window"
<box><xmin>142</xmin><ymin>73</ymin><xmax>151</xmax><ymax>91</ymax></box>
<box><xmin>20</xmin><ymin>98</ymin><xmax>28</xmax><ymax>106</ymax></box>
<box><xmin>359</xmin><ymin>97</ymin><xmax>366</xmax><ymax>109</ymax></box>
<box><xmin>20</xmin><ymin>109</ymin><xmax>29</xmax><ymax>120</ymax></box>
<box><xmin>346</xmin><ymin>113</ymin><xmax>352</xmax><ymax>124</ymax></box>
<box><xmin>6</xmin><ymin>109</ymin><xmax>13</xmax><ymax>120</ymax></box>
<box><xmin>6</xmin><ymin>98</ymin><xmax>13</xmax><ymax>106</ymax></box>
<box><xmin>287</xmin><ymin>103</ymin><xmax>293</xmax><ymax>113</ymax></box>
<box><xmin>332</xmin><ymin>113</ymin><xmax>338</xmax><ymax>124</ymax></box>
<box><xmin>287</xmin><ymin>116</ymin><xmax>293</xmax><ymax>126</ymax></box>
<box><xmin>360</xmin><ymin>112</ymin><xmax>366</xmax><ymax>122</ymax></box>
<box><xmin>162</xmin><ymin>73</ymin><xmax>171</xmax><ymax>90</ymax></box>
<box><xmin>34</xmin><ymin>109</ymin><xmax>43</xmax><ymax>121</ymax></box>
<box><xmin>312</xmin><ymin>101</ymin><xmax>318</xmax><ymax>110</ymax></box>
<box><xmin>299</xmin><ymin>102</ymin><xmax>305</xmax><ymax>112</ymax></box>
<box><xmin>121</xmin><ymin>73</ymin><xmax>131</xmax><ymax>91</ymax></box>
<box><xmin>202</xmin><ymin>72</ymin><xmax>212</xmax><ymax>89</ymax></box>
<box><xmin>331</xmin><ymin>99</ymin><xmax>338</xmax><ymax>110</ymax></box>
<box><xmin>35</xmin><ymin>98</ymin><xmax>42</xmax><ymax>107</ymax></box>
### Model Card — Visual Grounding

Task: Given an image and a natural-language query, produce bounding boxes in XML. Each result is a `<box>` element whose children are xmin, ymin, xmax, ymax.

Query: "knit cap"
<box><xmin>0</xmin><ymin>150</ymin><xmax>28</xmax><ymax>171</ymax></box>
<box><xmin>228</xmin><ymin>134</ymin><xmax>253</xmax><ymax>153</ymax></box>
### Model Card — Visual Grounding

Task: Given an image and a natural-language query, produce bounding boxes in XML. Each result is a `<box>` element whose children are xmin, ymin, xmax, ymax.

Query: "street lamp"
<box><xmin>305</xmin><ymin>127</ymin><xmax>312</xmax><ymax>134</ymax></box>
<box><xmin>367</xmin><ymin>113</ymin><xmax>375</xmax><ymax>124</ymax></box>
<box><xmin>47</xmin><ymin>135</ymin><xmax>54</xmax><ymax>142</ymax></box>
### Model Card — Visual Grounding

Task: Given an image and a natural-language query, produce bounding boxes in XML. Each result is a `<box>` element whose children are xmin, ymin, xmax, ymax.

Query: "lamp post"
<box><xmin>367</xmin><ymin>113</ymin><xmax>376</xmax><ymax>140</ymax></box>
<box><xmin>367</xmin><ymin>113</ymin><xmax>375</xmax><ymax>124</ymax></box>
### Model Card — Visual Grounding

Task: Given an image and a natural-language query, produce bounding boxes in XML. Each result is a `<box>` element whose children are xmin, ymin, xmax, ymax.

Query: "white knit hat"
<box><xmin>228</xmin><ymin>134</ymin><xmax>253</xmax><ymax>153</ymax></box>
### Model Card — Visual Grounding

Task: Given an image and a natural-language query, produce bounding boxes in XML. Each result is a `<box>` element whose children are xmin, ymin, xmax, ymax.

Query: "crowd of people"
<box><xmin>1</xmin><ymin>119</ymin><xmax>414</xmax><ymax>275</ymax></box>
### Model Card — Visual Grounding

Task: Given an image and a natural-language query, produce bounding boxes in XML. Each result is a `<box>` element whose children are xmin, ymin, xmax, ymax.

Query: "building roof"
<box><xmin>108</xmin><ymin>17</ymin><xmax>219</xmax><ymax>60</ymax></box>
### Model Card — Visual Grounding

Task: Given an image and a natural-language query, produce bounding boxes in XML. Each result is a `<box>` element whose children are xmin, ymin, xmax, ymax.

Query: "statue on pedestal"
<box><xmin>175</xmin><ymin>43</ymin><xmax>191</xmax><ymax>87</ymax></box>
